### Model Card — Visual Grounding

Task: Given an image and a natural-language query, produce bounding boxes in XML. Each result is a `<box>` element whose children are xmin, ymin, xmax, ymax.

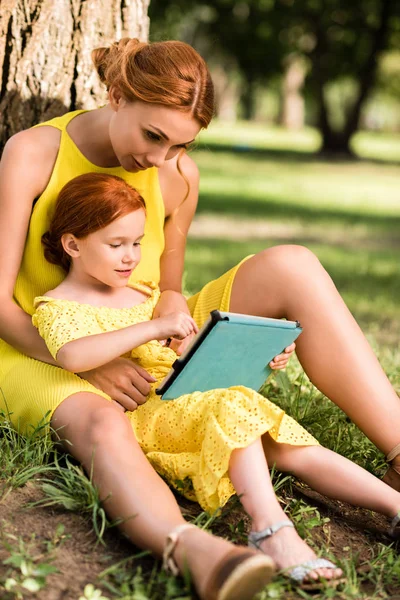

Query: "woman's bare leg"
<box><xmin>230</xmin><ymin>246</ymin><xmax>400</xmax><ymax>470</ymax></box>
<box><xmin>51</xmin><ymin>393</ymin><xmax>240</xmax><ymax>597</ymax></box>
<box><xmin>262</xmin><ymin>435</ymin><xmax>400</xmax><ymax>518</ymax></box>
<box><xmin>229</xmin><ymin>439</ymin><xmax>343</xmax><ymax>581</ymax></box>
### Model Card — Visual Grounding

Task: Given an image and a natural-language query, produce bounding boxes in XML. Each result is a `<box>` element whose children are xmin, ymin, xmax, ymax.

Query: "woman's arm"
<box><xmin>158</xmin><ymin>151</ymin><xmax>199</xmax><ymax>294</ymax></box>
<box><xmin>156</xmin><ymin>152</ymin><xmax>199</xmax><ymax>353</ymax></box>
<box><xmin>54</xmin><ymin>311</ymin><xmax>198</xmax><ymax>372</ymax></box>
<box><xmin>0</xmin><ymin>128</ymin><xmax>61</xmax><ymax>363</ymax></box>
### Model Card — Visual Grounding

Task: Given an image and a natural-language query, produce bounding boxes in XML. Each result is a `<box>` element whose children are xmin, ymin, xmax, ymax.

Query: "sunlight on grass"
<box><xmin>198</xmin><ymin>120</ymin><xmax>321</xmax><ymax>153</ymax></box>
<box><xmin>191</xmin><ymin>150</ymin><xmax>400</xmax><ymax>223</ymax></box>
<box><xmin>199</xmin><ymin>118</ymin><xmax>400</xmax><ymax>163</ymax></box>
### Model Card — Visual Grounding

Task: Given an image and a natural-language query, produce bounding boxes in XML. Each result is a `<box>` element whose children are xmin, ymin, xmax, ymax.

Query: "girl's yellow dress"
<box><xmin>32</xmin><ymin>281</ymin><xmax>318</xmax><ymax>513</ymax></box>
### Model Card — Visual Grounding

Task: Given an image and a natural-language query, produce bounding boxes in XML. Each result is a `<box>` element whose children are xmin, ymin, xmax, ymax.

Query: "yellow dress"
<box><xmin>0</xmin><ymin>110</ymin><xmax>165</xmax><ymax>432</ymax></box>
<box><xmin>0</xmin><ymin>109</ymin><xmax>251</xmax><ymax>438</ymax></box>
<box><xmin>32</xmin><ymin>281</ymin><xmax>318</xmax><ymax>514</ymax></box>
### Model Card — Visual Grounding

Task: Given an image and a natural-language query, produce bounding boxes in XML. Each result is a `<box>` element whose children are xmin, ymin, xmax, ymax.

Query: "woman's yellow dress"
<box><xmin>0</xmin><ymin>110</ymin><xmax>318</xmax><ymax>513</ymax></box>
<box><xmin>32</xmin><ymin>281</ymin><xmax>318</xmax><ymax>514</ymax></box>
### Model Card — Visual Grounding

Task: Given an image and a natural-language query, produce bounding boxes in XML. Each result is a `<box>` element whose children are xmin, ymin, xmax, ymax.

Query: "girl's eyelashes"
<box><xmin>109</xmin><ymin>242</ymin><xmax>141</xmax><ymax>248</ymax></box>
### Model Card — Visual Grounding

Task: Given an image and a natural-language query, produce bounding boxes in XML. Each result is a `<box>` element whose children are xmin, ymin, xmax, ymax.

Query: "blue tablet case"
<box><xmin>156</xmin><ymin>310</ymin><xmax>302</xmax><ymax>400</ymax></box>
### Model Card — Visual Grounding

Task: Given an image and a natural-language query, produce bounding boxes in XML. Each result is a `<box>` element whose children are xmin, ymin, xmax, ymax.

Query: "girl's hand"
<box><xmin>269</xmin><ymin>342</ymin><xmax>296</xmax><ymax>371</ymax></box>
<box><xmin>155</xmin><ymin>311</ymin><xmax>198</xmax><ymax>342</ymax></box>
<box><xmin>79</xmin><ymin>357</ymin><xmax>156</xmax><ymax>412</ymax></box>
<box><xmin>168</xmin><ymin>330</ymin><xmax>196</xmax><ymax>355</ymax></box>
<box><xmin>153</xmin><ymin>290</ymin><xmax>197</xmax><ymax>355</ymax></box>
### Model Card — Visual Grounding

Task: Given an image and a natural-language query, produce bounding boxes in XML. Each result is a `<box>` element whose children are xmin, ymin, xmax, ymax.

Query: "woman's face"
<box><xmin>108</xmin><ymin>96</ymin><xmax>202</xmax><ymax>172</ymax></box>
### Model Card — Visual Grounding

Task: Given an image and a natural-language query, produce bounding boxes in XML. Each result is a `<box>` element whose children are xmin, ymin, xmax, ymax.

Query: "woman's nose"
<box><xmin>145</xmin><ymin>148</ymin><xmax>167</xmax><ymax>168</ymax></box>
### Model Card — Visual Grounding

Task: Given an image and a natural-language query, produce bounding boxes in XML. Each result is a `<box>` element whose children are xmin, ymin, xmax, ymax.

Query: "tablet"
<box><xmin>156</xmin><ymin>310</ymin><xmax>302</xmax><ymax>400</ymax></box>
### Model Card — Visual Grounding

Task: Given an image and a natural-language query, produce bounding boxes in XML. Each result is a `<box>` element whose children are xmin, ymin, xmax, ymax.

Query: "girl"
<box><xmin>0</xmin><ymin>36</ymin><xmax>399</xmax><ymax>592</ymax></box>
<box><xmin>34</xmin><ymin>173</ymin><xmax>400</xmax><ymax>590</ymax></box>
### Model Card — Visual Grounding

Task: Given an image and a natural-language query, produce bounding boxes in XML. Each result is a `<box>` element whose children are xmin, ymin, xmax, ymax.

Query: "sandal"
<box><xmin>163</xmin><ymin>523</ymin><xmax>276</xmax><ymax>600</ymax></box>
<box><xmin>248</xmin><ymin>519</ymin><xmax>342</xmax><ymax>588</ymax></box>
<box><xmin>382</xmin><ymin>443</ymin><xmax>400</xmax><ymax>492</ymax></box>
<box><xmin>388</xmin><ymin>511</ymin><xmax>400</xmax><ymax>538</ymax></box>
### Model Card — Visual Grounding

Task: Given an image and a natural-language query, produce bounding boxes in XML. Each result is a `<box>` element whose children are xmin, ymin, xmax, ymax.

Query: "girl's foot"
<box><xmin>252</xmin><ymin>521</ymin><xmax>342</xmax><ymax>583</ymax></box>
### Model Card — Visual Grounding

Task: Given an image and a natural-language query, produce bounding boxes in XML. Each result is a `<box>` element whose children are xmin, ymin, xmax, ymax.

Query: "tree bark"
<box><xmin>0</xmin><ymin>0</ymin><xmax>150</xmax><ymax>150</ymax></box>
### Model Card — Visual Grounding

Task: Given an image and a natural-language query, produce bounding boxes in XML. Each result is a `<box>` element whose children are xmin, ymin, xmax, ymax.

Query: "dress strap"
<box><xmin>33</xmin><ymin>110</ymin><xmax>88</xmax><ymax>131</ymax></box>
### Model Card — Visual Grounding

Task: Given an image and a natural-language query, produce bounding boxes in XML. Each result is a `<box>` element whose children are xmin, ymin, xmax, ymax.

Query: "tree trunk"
<box><xmin>312</xmin><ymin>0</ymin><xmax>393</xmax><ymax>155</ymax></box>
<box><xmin>0</xmin><ymin>0</ymin><xmax>150</xmax><ymax>150</ymax></box>
<box><xmin>342</xmin><ymin>0</ymin><xmax>392</xmax><ymax>146</ymax></box>
<box><xmin>280</xmin><ymin>55</ymin><xmax>305</xmax><ymax>130</ymax></box>
<box><xmin>241</xmin><ymin>75</ymin><xmax>257</xmax><ymax>121</ymax></box>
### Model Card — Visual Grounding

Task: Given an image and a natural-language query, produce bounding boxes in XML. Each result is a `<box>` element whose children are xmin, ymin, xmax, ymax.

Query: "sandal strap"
<box><xmin>387</xmin><ymin>442</ymin><xmax>400</xmax><ymax>463</ymax></box>
<box><xmin>289</xmin><ymin>558</ymin><xmax>338</xmax><ymax>583</ymax></box>
<box><xmin>248</xmin><ymin>520</ymin><xmax>294</xmax><ymax>550</ymax></box>
<box><xmin>388</xmin><ymin>511</ymin><xmax>400</xmax><ymax>538</ymax></box>
<box><xmin>163</xmin><ymin>523</ymin><xmax>196</xmax><ymax>576</ymax></box>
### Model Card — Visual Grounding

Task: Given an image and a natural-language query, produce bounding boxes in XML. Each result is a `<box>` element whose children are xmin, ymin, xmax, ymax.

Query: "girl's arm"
<box><xmin>50</xmin><ymin>311</ymin><xmax>198</xmax><ymax>373</ymax></box>
<box><xmin>0</xmin><ymin>128</ymin><xmax>61</xmax><ymax>363</ymax></box>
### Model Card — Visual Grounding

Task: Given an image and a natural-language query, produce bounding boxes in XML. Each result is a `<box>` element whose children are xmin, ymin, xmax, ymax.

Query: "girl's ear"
<box><xmin>61</xmin><ymin>234</ymin><xmax>80</xmax><ymax>258</ymax></box>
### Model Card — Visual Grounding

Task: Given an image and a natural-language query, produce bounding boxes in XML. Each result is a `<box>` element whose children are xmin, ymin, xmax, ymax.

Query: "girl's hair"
<box><xmin>91</xmin><ymin>38</ymin><xmax>215</xmax><ymax>129</ymax></box>
<box><xmin>42</xmin><ymin>173</ymin><xmax>146</xmax><ymax>272</ymax></box>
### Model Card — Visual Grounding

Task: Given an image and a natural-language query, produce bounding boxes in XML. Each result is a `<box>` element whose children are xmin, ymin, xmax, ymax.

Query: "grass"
<box><xmin>1</xmin><ymin>123</ymin><xmax>400</xmax><ymax>598</ymax></box>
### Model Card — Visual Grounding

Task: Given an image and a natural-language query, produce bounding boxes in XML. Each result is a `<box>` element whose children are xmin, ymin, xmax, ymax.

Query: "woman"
<box><xmin>0</xmin><ymin>37</ymin><xmax>397</xmax><ymax>592</ymax></box>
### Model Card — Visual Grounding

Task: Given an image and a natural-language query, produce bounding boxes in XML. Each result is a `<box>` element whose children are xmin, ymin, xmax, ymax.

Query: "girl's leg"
<box><xmin>230</xmin><ymin>247</ymin><xmax>400</xmax><ymax>472</ymax></box>
<box><xmin>229</xmin><ymin>438</ymin><xmax>343</xmax><ymax>580</ymax></box>
<box><xmin>52</xmin><ymin>393</ymin><xmax>254</xmax><ymax>598</ymax></box>
<box><xmin>262</xmin><ymin>435</ymin><xmax>400</xmax><ymax>519</ymax></box>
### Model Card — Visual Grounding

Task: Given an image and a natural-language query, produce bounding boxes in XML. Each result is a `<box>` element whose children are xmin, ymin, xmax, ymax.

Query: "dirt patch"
<box><xmin>0</xmin><ymin>482</ymin><xmax>399</xmax><ymax>599</ymax></box>
<box><xmin>0</xmin><ymin>483</ymin><xmax>136</xmax><ymax>599</ymax></box>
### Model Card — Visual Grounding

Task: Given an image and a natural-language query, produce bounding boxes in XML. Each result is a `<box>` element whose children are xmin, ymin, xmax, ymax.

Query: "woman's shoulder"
<box><xmin>2</xmin><ymin>126</ymin><xmax>61</xmax><ymax>199</ymax></box>
<box><xmin>6</xmin><ymin>125</ymin><xmax>61</xmax><ymax>158</ymax></box>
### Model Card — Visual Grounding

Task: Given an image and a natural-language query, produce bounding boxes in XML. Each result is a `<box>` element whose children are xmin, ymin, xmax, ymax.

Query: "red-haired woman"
<box><xmin>0</xmin><ymin>38</ymin><xmax>398</xmax><ymax>592</ymax></box>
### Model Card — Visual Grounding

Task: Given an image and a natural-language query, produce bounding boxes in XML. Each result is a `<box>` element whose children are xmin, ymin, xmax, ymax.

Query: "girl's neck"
<box><xmin>67</xmin><ymin>106</ymin><xmax>120</xmax><ymax>168</ymax></box>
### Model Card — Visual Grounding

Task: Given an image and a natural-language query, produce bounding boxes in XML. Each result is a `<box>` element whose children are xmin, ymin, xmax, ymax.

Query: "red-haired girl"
<box><xmin>33</xmin><ymin>173</ymin><xmax>400</xmax><ymax>595</ymax></box>
<box><xmin>0</xmin><ymin>37</ymin><xmax>399</xmax><ymax>594</ymax></box>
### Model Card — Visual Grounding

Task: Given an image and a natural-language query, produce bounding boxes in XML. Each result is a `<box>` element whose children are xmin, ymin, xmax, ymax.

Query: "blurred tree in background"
<box><xmin>150</xmin><ymin>0</ymin><xmax>400</xmax><ymax>155</ymax></box>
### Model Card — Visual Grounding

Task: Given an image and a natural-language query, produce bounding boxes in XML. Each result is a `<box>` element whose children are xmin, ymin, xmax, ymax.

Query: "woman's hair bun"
<box><xmin>91</xmin><ymin>38</ymin><xmax>147</xmax><ymax>88</ymax></box>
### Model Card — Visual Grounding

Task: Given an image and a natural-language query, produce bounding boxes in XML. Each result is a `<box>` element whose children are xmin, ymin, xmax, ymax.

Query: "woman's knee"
<box><xmin>260</xmin><ymin>244</ymin><xmax>323</xmax><ymax>274</ymax></box>
<box><xmin>52</xmin><ymin>393</ymin><xmax>134</xmax><ymax>448</ymax></box>
<box><xmin>87</xmin><ymin>403</ymin><xmax>134</xmax><ymax>447</ymax></box>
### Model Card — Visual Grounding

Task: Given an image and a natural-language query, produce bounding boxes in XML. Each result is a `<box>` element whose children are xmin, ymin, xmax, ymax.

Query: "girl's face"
<box><xmin>108</xmin><ymin>96</ymin><xmax>201</xmax><ymax>172</ymax></box>
<box><xmin>67</xmin><ymin>209</ymin><xmax>146</xmax><ymax>288</ymax></box>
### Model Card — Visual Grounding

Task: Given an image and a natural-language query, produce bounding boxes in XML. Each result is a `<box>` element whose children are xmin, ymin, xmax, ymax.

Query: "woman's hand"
<box><xmin>153</xmin><ymin>290</ymin><xmax>197</xmax><ymax>355</ymax></box>
<box><xmin>269</xmin><ymin>342</ymin><xmax>296</xmax><ymax>370</ymax></box>
<box><xmin>79</xmin><ymin>357</ymin><xmax>156</xmax><ymax>412</ymax></box>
